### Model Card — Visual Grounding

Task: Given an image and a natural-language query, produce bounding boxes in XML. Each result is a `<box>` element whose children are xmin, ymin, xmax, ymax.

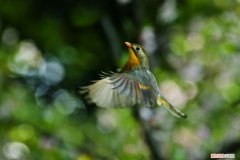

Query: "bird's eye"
<box><xmin>136</xmin><ymin>47</ymin><xmax>141</xmax><ymax>51</ymax></box>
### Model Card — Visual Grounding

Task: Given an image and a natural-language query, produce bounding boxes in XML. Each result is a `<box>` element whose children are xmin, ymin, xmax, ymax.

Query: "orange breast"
<box><xmin>122</xmin><ymin>49</ymin><xmax>140</xmax><ymax>71</ymax></box>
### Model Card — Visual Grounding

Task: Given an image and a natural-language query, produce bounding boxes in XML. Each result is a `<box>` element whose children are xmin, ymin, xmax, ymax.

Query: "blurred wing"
<box><xmin>81</xmin><ymin>72</ymin><xmax>156</xmax><ymax>108</ymax></box>
<box><xmin>81</xmin><ymin>75</ymin><xmax>134</xmax><ymax>108</ymax></box>
<box><xmin>109</xmin><ymin>73</ymin><xmax>156</xmax><ymax>107</ymax></box>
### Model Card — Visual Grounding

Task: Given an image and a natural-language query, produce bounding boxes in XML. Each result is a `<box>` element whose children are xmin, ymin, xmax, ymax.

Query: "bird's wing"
<box><xmin>81</xmin><ymin>72</ymin><xmax>156</xmax><ymax>108</ymax></box>
<box><xmin>81</xmin><ymin>73</ymin><xmax>133</xmax><ymax>108</ymax></box>
<box><xmin>108</xmin><ymin>72</ymin><xmax>156</xmax><ymax>107</ymax></box>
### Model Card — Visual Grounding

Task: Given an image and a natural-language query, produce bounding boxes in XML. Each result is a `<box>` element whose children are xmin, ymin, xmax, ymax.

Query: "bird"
<box><xmin>81</xmin><ymin>42</ymin><xmax>187</xmax><ymax>118</ymax></box>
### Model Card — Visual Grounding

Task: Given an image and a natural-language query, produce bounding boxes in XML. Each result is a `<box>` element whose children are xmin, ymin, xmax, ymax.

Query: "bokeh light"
<box><xmin>0</xmin><ymin>0</ymin><xmax>240</xmax><ymax>159</ymax></box>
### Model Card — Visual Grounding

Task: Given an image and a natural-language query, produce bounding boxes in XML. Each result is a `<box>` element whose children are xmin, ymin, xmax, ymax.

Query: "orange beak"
<box><xmin>125</xmin><ymin>42</ymin><xmax>132</xmax><ymax>48</ymax></box>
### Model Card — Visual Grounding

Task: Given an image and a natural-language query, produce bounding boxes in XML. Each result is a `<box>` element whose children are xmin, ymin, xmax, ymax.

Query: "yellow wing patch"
<box><xmin>138</xmin><ymin>83</ymin><xmax>149</xmax><ymax>90</ymax></box>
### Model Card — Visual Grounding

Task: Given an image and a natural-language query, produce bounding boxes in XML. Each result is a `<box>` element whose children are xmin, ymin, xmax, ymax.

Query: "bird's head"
<box><xmin>123</xmin><ymin>42</ymin><xmax>149</xmax><ymax>71</ymax></box>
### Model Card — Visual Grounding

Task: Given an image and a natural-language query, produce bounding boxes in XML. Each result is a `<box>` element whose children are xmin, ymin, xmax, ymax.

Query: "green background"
<box><xmin>0</xmin><ymin>0</ymin><xmax>240</xmax><ymax>159</ymax></box>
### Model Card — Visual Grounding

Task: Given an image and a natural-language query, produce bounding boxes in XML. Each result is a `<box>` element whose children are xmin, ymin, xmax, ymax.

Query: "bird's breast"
<box><xmin>122</xmin><ymin>49</ymin><xmax>140</xmax><ymax>71</ymax></box>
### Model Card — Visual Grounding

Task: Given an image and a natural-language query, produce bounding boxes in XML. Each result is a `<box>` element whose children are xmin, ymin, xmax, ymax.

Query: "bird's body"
<box><xmin>81</xmin><ymin>42</ymin><xmax>187</xmax><ymax>118</ymax></box>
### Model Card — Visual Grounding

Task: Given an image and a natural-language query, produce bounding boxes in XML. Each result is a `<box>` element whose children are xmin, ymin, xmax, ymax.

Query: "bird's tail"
<box><xmin>157</xmin><ymin>96</ymin><xmax>187</xmax><ymax>118</ymax></box>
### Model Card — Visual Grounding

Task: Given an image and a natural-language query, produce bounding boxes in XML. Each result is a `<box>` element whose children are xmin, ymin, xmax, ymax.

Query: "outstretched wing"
<box><xmin>81</xmin><ymin>75</ymin><xmax>133</xmax><ymax>108</ymax></box>
<box><xmin>109</xmin><ymin>72</ymin><xmax>156</xmax><ymax>107</ymax></box>
<box><xmin>81</xmin><ymin>71</ymin><xmax>156</xmax><ymax>108</ymax></box>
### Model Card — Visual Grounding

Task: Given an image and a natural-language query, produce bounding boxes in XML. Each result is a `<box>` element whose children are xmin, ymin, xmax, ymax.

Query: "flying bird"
<box><xmin>81</xmin><ymin>42</ymin><xmax>187</xmax><ymax>118</ymax></box>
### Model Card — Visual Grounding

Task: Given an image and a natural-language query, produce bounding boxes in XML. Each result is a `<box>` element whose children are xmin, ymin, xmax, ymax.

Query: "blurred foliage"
<box><xmin>0</xmin><ymin>0</ymin><xmax>240</xmax><ymax>159</ymax></box>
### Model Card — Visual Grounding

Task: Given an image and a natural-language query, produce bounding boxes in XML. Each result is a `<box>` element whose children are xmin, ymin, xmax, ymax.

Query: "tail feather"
<box><xmin>157</xmin><ymin>97</ymin><xmax>187</xmax><ymax>118</ymax></box>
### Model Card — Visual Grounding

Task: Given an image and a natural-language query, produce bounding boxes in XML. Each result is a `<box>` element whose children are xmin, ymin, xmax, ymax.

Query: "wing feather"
<box><xmin>81</xmin><ymin>70</ymin><xmax>187</xmax><ymax>118</ymax></box>
<box><xmin>81</xmin><ymin>70</ymin><xmax>157</xmax><ymax>108</ymax></box>
<box><xmin>82</xmin><ymin>76</ymin><xmax>133</xmax><ymax>107</ymax></box>
<box><xmin>110</xmin><ymin>73</ymin><xmax>156</xmax><ymax>107</ymax></box>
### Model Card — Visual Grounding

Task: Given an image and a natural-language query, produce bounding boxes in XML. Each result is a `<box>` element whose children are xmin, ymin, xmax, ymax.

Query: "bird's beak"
<box><xmin>125</xmin><ymin>42</ymin><xmax>132</xmax><ymax>48</ymax></box>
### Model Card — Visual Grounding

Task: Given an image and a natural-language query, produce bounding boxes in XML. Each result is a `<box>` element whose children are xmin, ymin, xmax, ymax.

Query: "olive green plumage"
<box><xmin>81</xmin><ymin>42</ymin><xmax>187</xmax><ymax>118</ymax></box>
